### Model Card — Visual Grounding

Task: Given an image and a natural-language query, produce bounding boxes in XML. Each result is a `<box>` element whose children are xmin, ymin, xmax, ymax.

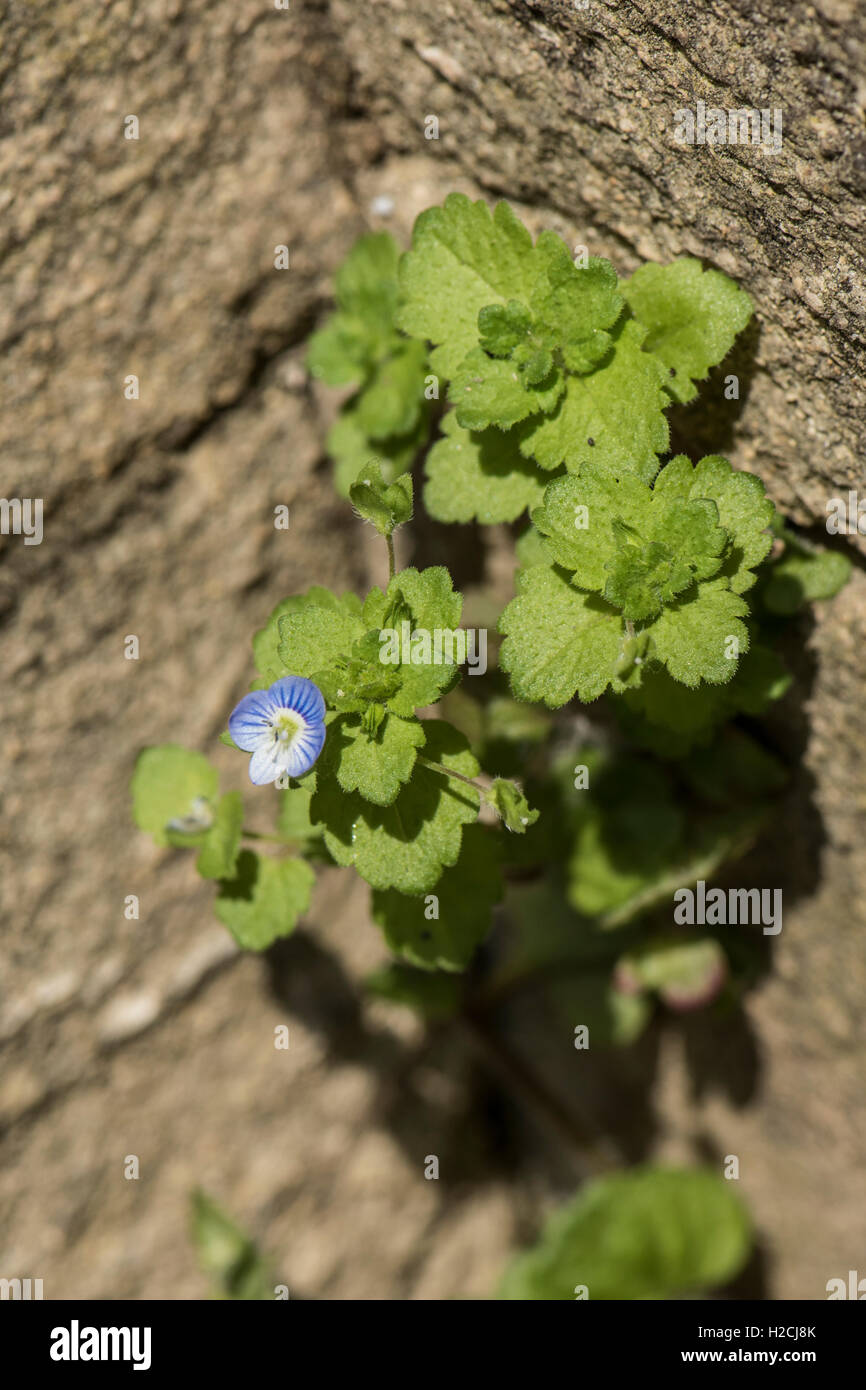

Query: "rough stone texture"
<box><xmin>2</xmin><ymin>0</ymin><xmax>865</xmax><ymax>1301</ymax></box>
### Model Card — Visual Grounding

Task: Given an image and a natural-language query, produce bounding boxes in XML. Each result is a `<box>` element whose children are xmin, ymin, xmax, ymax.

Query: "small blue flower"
<box><xmin>229</xmin><ymin>676</ymin><xmax>326</xmax><ymax>786</ymax></box>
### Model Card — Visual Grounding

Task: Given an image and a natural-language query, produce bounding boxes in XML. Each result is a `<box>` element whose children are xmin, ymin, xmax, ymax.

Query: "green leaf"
<box><xmin>516</xmin><ymin>318</ymin><xmax>669</xmax><ymax>478</ymax></box>
<box><xmin>515</xmin><ymin>524</ymin><xmax>554</xmax><ymax>570</ymax></box>
<box><xmin>194</xmin><ymin>791</ymin><xmax>244</xmax><ymax>880</ymax></box>
<box><xmin>371</xmin><ymin>823</ymin><xmax>503</xmax><ymax>970</ymax></box>
<box><xmin>478</xmin><ymin>299</ymin><xmax>533</xmax><ymax>355</ymax></box>
<box><xmin>367</xmin><ymin>566</ymin><xmax>465</xmax><ymax>715</ymax></box>
<box><xmin>311</xmin><ymin>720</ymin><xmax>481</xmax><ymax>894</ymax></box>
<box><xmin>328</xmin><ymin>403</ymin><xmax>429</xmax><ymax>500</ymax></box>
<box><xmin>498</xmin><ymin>1167</ymin><xmax>751</xmax><ymax>1300</ymax></box>
<box><xmin>132</xmin><ymin>745</ymin><xmax>219</xmax><ymax>848</ymax></box>
<box><xmin>277</xmin><ymin>590</ymin><xmax>365</xmax><ymax>678</ymax></box>
<box><xmin>214</xmin><ymin>851</ymin><xmax>315</xmax><ymax>950</ymax></box>
<box><xmin>190</xmin><ymin>1190</ymin><xmax>274</xmax><ymax>1301</ymax></box>
<box><xmin>486</xmin><ymin>778</ymin><xmax>539</xmax><ymax>834</ymax></box>
<box><xmin>450</xmin><ymin>345</ymin><xmax>564</xmax><ymax>431</ymax></box>
<box><xmin>397</xmin><ymin>194</ymin><xmax>540</xmax><ymax>379</ymax></box>
<box><xmin>364</xmin><ymin>963</ymin><xmax>465</xmax><ymax>1020</ymax></box>
<box><xmin>277</xmin><ymin>783</ymin><xmax>322</xmax><ymax>843</ymax></box>
<box><xmin>649</xmin><ymin>579</ymin><xmax>750</xmax><ymax>686</ymax></box>
<box><xmin>319</xmin><ymin>711</ymin><xmax>426</xmax><ymax>806</ymax></box>
<box><xmin>253</xmin><ymin>587</ymin><xmax>354</xmax><ymax>682</ymax></box>
<box><xmin>498</xmin><ymin>564</ymin><xmax>626</xmax><ymax>707</ymax></box>
<box><xmin>653</xmin><ymin>454</ymin><xmax>774</xmax><ymax>593</ymax></box>
<box><xmin>533</xmin><ymin>463</ymin><xmax>727</xmax><ymax>619</ymax></box>
<box><xmin>763</xmin><ymin>544</ymin><xmax>852</xmax><ymax>614</ymax></box>
<box><xmin>529</xmin><ymin>236</ymin><xmax>623</xmax><ymax>372</ymax></box>
<box><xmin>622</xmin><ymin>258</ymin><xmax>752</xmax><ymax>405</ymax></box>
<box><xmin>307</xmin><ymin>231</ymin><xmax>402</xmax><ymax>385</ymax></box>
<box><xmin>616</xmin><ymin>936</ymin><xmax>728</xmax><ymax>1011</ymax></box>
<box><xmin>354</xmin><ymin>339</ymin><xmax>429</xmax><ymax>441</ymax></box>
<box><xmin>424</xmin><ymin>411</ymin><xmax>551</xmax><ymax>524</ymax></box>
<box><xmin>349</xmin><ymin>460</ymin><xmax>413</xmax><ymax>536</ymax></box>
<box><xmin>310</xmin><ymin>231</ymin><xmax>430</xmax><ymax>496</ymax></box>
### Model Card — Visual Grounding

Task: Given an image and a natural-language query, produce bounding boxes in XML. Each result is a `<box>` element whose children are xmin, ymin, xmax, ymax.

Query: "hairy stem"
<box><xmin>386</xmin><ymin>531</ymin><xmax>396</xmax><ymax>581</ymax></box>
<box><xmin>417</xmin><ymin>755</ymin><xmax>490</xmax><ymax>794</ymax></box>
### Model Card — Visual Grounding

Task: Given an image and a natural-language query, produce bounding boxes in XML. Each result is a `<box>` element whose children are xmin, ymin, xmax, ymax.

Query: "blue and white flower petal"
<box><xmin>228</xmin><ymin>676</ymin><xmax>326</xmax><ymax>786</ymax></box>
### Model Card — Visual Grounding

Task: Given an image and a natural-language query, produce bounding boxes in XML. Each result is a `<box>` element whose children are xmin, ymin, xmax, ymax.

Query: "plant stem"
<box><xmin>417</xmin><ymin>755</ymin><xmax>490</xmax><ymax>794</ymax></box>
<box><xmin>386</xmin><ymin>531</ymin><xmax>396</xmax><ymax>581</ymax></box>
<box><xmin>459</xmin><ymin>1011</ymin><xmax>620</xmax><ymax>1177</ymax></box>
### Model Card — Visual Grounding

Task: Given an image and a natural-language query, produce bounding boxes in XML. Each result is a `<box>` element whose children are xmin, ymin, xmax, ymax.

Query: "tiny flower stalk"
<box><xmin>349</xmin><ymin>460</ymin><xmax>413</xmax><ymax>582</ymax></box>
<box><xmin>416</xmin><ymin>756</ymin><xmax>538</xmax><ymax>834</ymax></box>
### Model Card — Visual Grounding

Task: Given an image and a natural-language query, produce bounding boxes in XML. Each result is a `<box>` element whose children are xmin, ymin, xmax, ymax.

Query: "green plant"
<box><xmin>134</xmin><ymin>195</ymin><xmax>851</xmax><ymax>1299</ymax></box>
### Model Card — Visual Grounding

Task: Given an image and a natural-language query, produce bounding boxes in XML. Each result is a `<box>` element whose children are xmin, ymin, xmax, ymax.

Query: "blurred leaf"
<box><xmin>132</xmin><ymin>745</ymin><xmax>218</xmax><ymax>848</ymax></box>
<box><xmin>190</xmin><ymin>1190</ymin><xmax>274</xmax><ymax>1300</ymax></box>
<box><xmin>616</xmin><ymin>935</ymin><xmax>728</xmax><ymax>1012</ymax></box>
<box><xmin>498</xmin><ymin>1167</ymin><xmax>751</xmax><ymax>1300</ymax></box>
<box><xmin>764</xmin><ymin>545</ymin><xmax>851</xmax><ymax>614</ymax></box>
<box><xmin>365</xmin><ymin>962</ymin><xmax>464</xmax><ymax>1020</ymax></box>
<box><xmin>193</xmin><ymin>791</ymin><xmax>243</xmax><ymax>881</ymax></box>
<box><xmin>548</xmin><ymin>968</ymin><xmax>653</xmax><ymax>1046</ymax></box>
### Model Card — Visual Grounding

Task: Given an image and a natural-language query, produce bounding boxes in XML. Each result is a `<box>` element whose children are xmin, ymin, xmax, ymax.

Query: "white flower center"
<box><xmin>271</xmin><ymin>710</ymin><xmax>301</xmax><ymax>746</ymax></box>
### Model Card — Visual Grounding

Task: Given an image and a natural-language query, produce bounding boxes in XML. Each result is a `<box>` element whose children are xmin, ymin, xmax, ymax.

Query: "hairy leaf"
<box><xmin>311</xmin><ymin>720</ymin><xmax>480</xmax><ymax>893</ymax></box>
<box><xmin>215</xmin><ymin>851</ymin><xmax>315</xmax><ymax>950</ymax></box>
<box><xmin>498</xmin><ymin>564</ymin><xmax>626</xmax><ymax>707</ymax></box>
<box><xmin>371</xmin><ymin>823</ymin><xmax>503</xmax><ymax>970</ymax></box>
<box><xmin>516</xmin><ymin>318</ymin><xmax>670</xmax><ymax>478</ymax></box>
<box><xmin>623</xmin><ymin>258</ymin><xmax>752</xmax><ymax>405</ymax></box>
<box><xmin>424</xmin><ymin>410</ymin><xmax>552</xmax><ymax>524</ymax></box>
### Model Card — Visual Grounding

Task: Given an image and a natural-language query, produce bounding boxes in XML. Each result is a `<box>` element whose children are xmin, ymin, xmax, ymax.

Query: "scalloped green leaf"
<box><xmin>533</xmin><ymin>462</ymin><xmax>727</xmax><ymax>619</ymax></box>
<box><xmin>653</xmin><ymin>454</ymin><xmax>774</xmax><ymax>593</ymax></box>
<box><xmin>214</xmin><ymin>851</ymin><xmax>315</xmax><ymax>951</ymax></box>
<box><xmin>370</xmin><ymin>823</ymin><xmax>503</xmax><ymax>970</ymax></box>
<box><xmin>277</xmin><ymin>592</ymin><xmax>365</xmax><ymax>677</ymax></box>
<box><xmin>311</xmin><ymin>720</ymin><xmax>481</xmax><ymax>893</ymax></box>
<box><xmin>319</xmin><ymin>711</ymin><xmax>426</xmax><ymax>806</ymax></box>
<box><xmin>396</xmin><ymin>194</ymin><xmax>539</xmax><ymax>380</ymax></box>
<box><xmin>450</xmin><ymin>345</ymin><xmax>565</xmax><ymax>431</ymax></box>
<box><xmin>622</xmin><ymin>258</ymin><xmax>752</xmax><ymax>405</ymax></box>
<box><xmin>516</xmin><ymin>318</ymin><xmax>669</xmax><ymax>477</ymax></box>
<box><xmin>498</xmin><ymin>564</ymin><xmax>627</xmax><ymax>707</ymax></box>
<box><xmin>424</xmin><ymin>410</ymin><xmax>551</xmax><ymax>524</ymax></box>
<box><xmin>649</xmin><ymin>579</ymin><xmax>750</xmax><ymax>686</ymax></box>
<box><xmin>253</xmin><ymin>587</ymin><xmax>352</xmax><ymax>682</ymax></box>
